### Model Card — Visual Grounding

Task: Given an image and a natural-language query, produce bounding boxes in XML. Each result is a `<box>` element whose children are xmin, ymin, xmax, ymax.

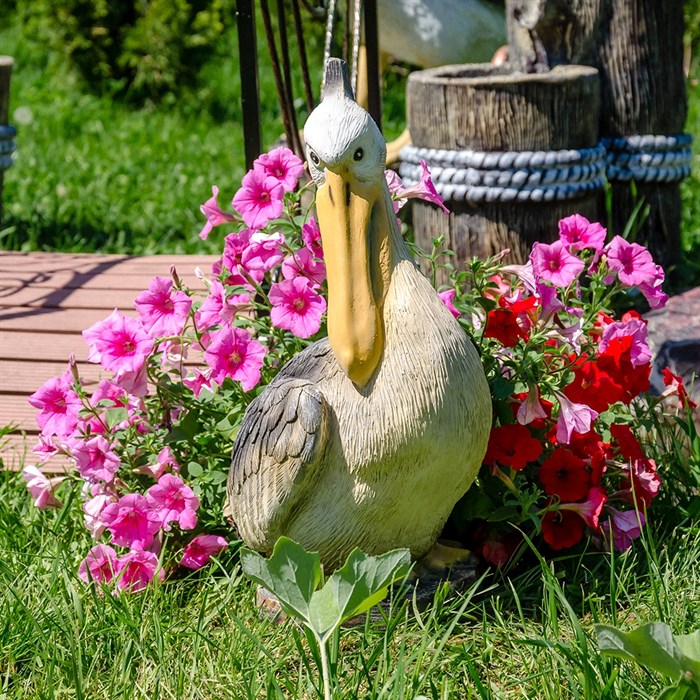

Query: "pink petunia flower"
<box><xmin>438</xmin><ymin>289</ymin><xmax>460</xmax><ymax>318</ymax></box>
<box><xmin>240</xmin><ymin>231</ymin><xmax>286</xmax><ymax>282</ymax></box>
<box><xmin>516</xmin><ymin>387</ymin><xmax>548</xmax><ymax>426</ymax></box>
<box><xmin>70</xmin><ymin>435</ymin><xmax>121</xmax><ymax>483</ymax></box>
<box><xmin>388</xmin><ymin>161</ymin><xmax>449</xmax><ymax>213</ymax></box>
<box><xmin>217</xmin><ymin>229</ymin><xmax>254</xmax><ymax>275</ymax></box>
<box><xmin>636</xmin><ymin>264</ymin><xmax>669</xmax><ymax>310</ymax></box>
<box><xmin>530</xmin><ymin>240</ymin><xmax>585</xmax><ymax>288</ymax></box>
<box><xmin>22</xmin><ymin>465</ymin><xmax>65</xmax><ymax>509</ymax></box>
<box><xmin>204</xmin><ymin>326</ymin><xmax>266</xmax><ymax>391</ymax></box>
<box><xmin>198</xmin><ymin>185</ymin><xmax>236</xmax><ymax>240</ymax></box>
<box><xmin>301</xmin><ymin>217</ymin><xmax>324</xmax><ymax>258</ymax></box>
<box><xmin>557</xmin><ymin>487</ymin><xmax>608</xmax><ymax>530</ymax></box>
<box><xmin>281</xmin><ymin>247</ymin><xmax>326</xmax><ymax>287</ymax></box>
<box><xmin>33</xmin><ymin>435</ymin><xmax>59</xmax><ymax>464</ymax></box>
<box><xmin>554</xmin><ymin>391</ymin><xmax>599</xmax><ymax>444</ymax></box>
<box><xmin>254</xmin><ymin>147</ymin><xmax>305</xmax><ymax>192</ymax></box>
<box><xmin>115</xmin><ymin>549</ymin><xmax>164</xmax><ymax>593</ymax></box>
<box><xmin>134</xmin><ymin>276</ymin><xmax>192</xmax><ymax>337</ymax></box>
<box><xmin>180</xmin><ymin>534</ymin><xmax>229</xmax><ymax>570</ymax></box>
<box><xmin>146</xmin><ymin>474</ymin><xmax>199</xmax><ymax>531</ymax></box>
<box><xmin>183</xmin><ymin>368</ymin><xmax>215</xmax><ymax>398</ymax></box>
<box><xmin>196</xmin><ymin>279</ymin><xmax>251</xmax><ymax>330</ymax></box>
<box><xmin>28</xmin><ymin>372</ymin><xmax>83</xmax><ymax>438</ymax></box>
<box><xmin>232</xmin><ymin>169</ymin><xmax>285</xmax><ymax>229</ymax></box>
<box><xmin>79</xmin><ymin>544</ymin><xmax>120</xmax><ymax>585</ymax></box>
<box><xmin>604</xmin><ymin>236</ymin><xmax>660</xmax><ymax>287</ymax></box>
<box><xmin>83</xmin><ymin>309</ymin><xmax>154</xmax><ymax>375</ymax></box>
<box><xmin>139</xmin><ymin>446</ymin><xmax>181</xmax><ymax>480</ymax></box>
<box><xmin>558</xmin><ymin>214</ymin><xmax>607</xmax><ymax>253</ymax></box>
<box><xmin>599</xmin><ymin>319</ymin><xmax>652</xmax><ymax>367</ymax></box>
<box><xmin>269</xmin><ymin>277</ymin><xmax>327</xmax><ymax>339</ymax></box>
<box><xmin>113</xmin><ymin>363</ymin><xmax>150</xmax><ymax>398</ymax></box>
<box><xmin>602</xmin><ymin>507</ymin><xmax>645</xmax><ymax>552</ymax></box>
<box><xmin>101</xmin><ymin>493</ymin><xmax>162</xmax><ymax>548</ymax></box>
<box><xmin>83</xmin><ymin>493</ymin><xmax>114</xmax><ymax>539</ymax></box>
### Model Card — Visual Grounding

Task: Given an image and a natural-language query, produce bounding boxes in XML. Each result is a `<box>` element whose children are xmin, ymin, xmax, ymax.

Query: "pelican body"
<box><xmin>227</xmin><ymin>59</ymin><xmax>491</xmax><ymax>569</ymax></box>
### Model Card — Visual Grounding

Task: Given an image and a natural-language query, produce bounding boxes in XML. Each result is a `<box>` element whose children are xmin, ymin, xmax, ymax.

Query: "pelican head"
<box><xmin>304</xmin><ymin>59</ymin><xmax>394</xmax><ymax>388</ymax></box>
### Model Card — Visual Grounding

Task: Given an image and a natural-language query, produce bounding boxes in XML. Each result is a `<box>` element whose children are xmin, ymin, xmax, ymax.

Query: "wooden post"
<box><xmin>505</xmin><ymin>0</ymin><xmax>688</xmax><ymax>265</ymax></box>
<box><xmin>0</xmin><ymin>56</ymin><xmax>14</xmax><ymax>225</ymax></box>
<box><xmin>405</xmin><ymin>63</ymin><xmax>600</xmax><ymax>277</ymax></box>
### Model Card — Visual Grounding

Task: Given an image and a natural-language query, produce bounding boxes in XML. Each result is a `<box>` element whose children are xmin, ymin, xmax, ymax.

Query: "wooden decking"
<box><xmin>0</xmin><ymin>251</ymin><xmax>217</xmax><ymax>471</ymax></box>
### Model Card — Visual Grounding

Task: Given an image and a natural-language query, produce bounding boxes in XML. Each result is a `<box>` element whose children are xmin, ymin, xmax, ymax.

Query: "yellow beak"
<box><xmin>315</xmin><ymin>169</ymin><xmax>389</xmax><ymax>387</ymax></box>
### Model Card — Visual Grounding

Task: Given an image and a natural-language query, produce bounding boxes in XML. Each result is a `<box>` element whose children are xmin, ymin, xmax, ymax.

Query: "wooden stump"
<box><xmin>405</xmin><ymin>63</ymin><xmax>600</xmax><ymax>276</ymax></box>
<box><xmin>505</xmin><ymin>0</ymin><xmax>688</xmax><ymax>265</ymax></box>
<box><xmin>0</xmin><ymin>56</ymin><xmax>14</xmax><ymax>225</ymax></box>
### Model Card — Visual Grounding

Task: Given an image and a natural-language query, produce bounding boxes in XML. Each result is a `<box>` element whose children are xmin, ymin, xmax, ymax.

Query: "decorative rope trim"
<box><xmin>399</xmin><ymin>133</ymin><xmax>693</xmax><ymax>202</ymax></box>
<box><xmin>400</xmin><ymin>143</ymin><xmax>606</xmax><ymax>170</ymax></box>
<box><xmin>0</xmin><ymin>124</ymin><xmax>16</xmax><ymax>172</ymax></box>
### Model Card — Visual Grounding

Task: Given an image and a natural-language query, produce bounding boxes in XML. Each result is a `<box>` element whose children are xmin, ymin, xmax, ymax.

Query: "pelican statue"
<box><xmin>227</xmin><ymin>59</ymin><xmax>491</xmax><ymax>570</ymax></box>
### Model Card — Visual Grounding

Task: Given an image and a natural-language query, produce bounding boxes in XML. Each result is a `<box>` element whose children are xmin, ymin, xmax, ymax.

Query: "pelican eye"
<box><xmin>353</xmin><ymin>147</ymin><xmax>364</xmax><ymax>161</ymax></box>
<box><xmin>309</xmin><ymin>150</ymin><xmax>320</xmax><ymax>166</ymax></box>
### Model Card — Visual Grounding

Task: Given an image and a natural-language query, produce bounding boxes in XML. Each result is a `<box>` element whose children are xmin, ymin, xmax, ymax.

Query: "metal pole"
<box><xmin>236</xmin><ymin>0</ymin><xmax>261</xmax><ymax>169</ymax></box>
<box><xmin>363</xmin><ymin>0</ymin><xmax>381</xmax><ymax>131</ymax></box>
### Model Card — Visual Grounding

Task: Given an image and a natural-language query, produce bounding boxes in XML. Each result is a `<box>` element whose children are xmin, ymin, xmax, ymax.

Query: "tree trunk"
<box><xmin>506</xmin><ymin>0</ymin><xmax>688</xmax><ymax>265</ymax></box>
<box><xmin>404</xmin><ymin>63</ymin><xmax>600</xmax><ymax>278</ymax></box>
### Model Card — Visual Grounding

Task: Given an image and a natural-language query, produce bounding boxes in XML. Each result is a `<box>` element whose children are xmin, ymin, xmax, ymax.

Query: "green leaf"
<box><xmin>240</xmin><ymin>537</ymin><xmax>322</xmax><ymax>624</ymax></box>
<box><xmin>308</xmin><ymin>548</ymin><xmax>411</xmax><ymax>640</ymax></box>
<box><xmin>187</xmin><ymin>462</ymin><xmax>203</xmax><ymax>478</ymax></box>
<box><xmin>104</xmin><ymin>407</ymin><xmax>128</xmax><ymax>429</ymax></box>
<box><xmin>596</xmin><ymin>622</ymin><xmax>700</xmax><ymax>685</ymax></box>
<box><xmin>658</xmin><ymin>677</ymin><xmax>700</xmax><ymax>700</ymax></box>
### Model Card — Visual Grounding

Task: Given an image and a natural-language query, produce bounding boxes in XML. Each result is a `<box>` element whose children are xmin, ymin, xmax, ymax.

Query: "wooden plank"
<box><xmin>0</xmin><ymin>359</ymin><xmax>104</xmax><ymax>393</ymax></box>
<box><xmin>0</xmin><ymin>286</ymin><xmax>144</xmax><ymax>310</ymax></box>
<box><xmin>0</xmin><ymin>306</ymin><xmax>138</xmax><ymax>332</ymax></box>
<box><xmin>0</xmin><ymin>395</ymin><xmax>40</xmax><ymax>433</ymax></box>
<box><xmin>0</xmin><ymin>331</ymin><xmax>90</xmax><ymax>361</ymax></box>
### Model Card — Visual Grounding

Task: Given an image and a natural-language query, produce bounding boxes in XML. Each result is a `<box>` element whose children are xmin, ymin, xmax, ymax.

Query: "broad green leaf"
<box><xmin>104</xmin><ymin>407</ymin><xmax>128</xmax><ymax>429</ymax></box>
<box><xmin>240</xmin><ymin>537</ymin><xmax>322</xmax><ymax>624</ymax></box>
<box><xmin>308</xmin><ymin>548</ymin><xmax>411</xmax><ymax>640</ymax></box>
<box><xmin>596</xmin><ymin>622</ymin><xmax>698</xmax><ymax>683</ymax></box>
<box><xmin>658</xmin><ymin>678</ymin><xmax>700</xmax><ymax>700</ymax></box>
<box><xmin>676</xmin><ymin>630</ymin><xmax>700</xmax><ymax>680</ymax></box>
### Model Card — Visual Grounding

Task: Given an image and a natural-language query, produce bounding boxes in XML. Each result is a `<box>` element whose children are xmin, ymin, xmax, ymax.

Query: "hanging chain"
<box><xmin>323</xmin><ymin>0</ymin><xmax>337</xmax><ymax>83</ymax></box>
<box><xmin>350</xmin><ymin>0</ymin><xmax>363</xmax><ymax>96</ymax></box>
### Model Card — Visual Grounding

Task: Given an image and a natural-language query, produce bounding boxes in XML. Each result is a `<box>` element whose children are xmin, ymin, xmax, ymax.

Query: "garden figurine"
<box><xmin>226</xmin><ymin>59</ymin><xmax>492</xmax><ymax>569</ymax></box>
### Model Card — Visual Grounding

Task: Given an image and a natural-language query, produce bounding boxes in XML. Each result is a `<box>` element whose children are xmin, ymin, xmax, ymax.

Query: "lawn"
<box><xmin>1</xmin><ymin>462</ymin><xmax>698</xmax><ymax>698</ymax></box>
<box><xmin>1</xmin><ymin>6</ymin><xmax>700</xmax><ymax>700</ymax></box>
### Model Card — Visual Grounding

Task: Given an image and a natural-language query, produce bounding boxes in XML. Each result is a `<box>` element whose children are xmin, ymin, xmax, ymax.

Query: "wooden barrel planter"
<box><xmin>505</xmin><ymin>0</ymin><xmax>689</xmax><ymax>266</ymax></box>
<box><xmin>400</xmin><ymin>63</ymin><xmax>601</xmax><ymax>277</ymax></box>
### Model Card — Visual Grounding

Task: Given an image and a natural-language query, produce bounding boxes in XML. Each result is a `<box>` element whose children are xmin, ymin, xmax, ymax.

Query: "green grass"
<box><xmin>1</xmin><ymin>465</ymin><xmax>698</xmax><ymax>698</ymax></box>
<box><xmin>0</xmin><ymin>13</ymin><xmax>407</xmax><ymax>256</ymax></box>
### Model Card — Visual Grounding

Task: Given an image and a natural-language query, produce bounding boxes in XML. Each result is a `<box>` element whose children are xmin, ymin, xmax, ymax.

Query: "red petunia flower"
<box><xmin>596</xmin><ymin>336</ymin><xmax>650</xmax><ymax>403</ymax></box>
<box><xmin>538</xmin><ymin>447</ymin><xmax>591</xmax><ymax>501</ymax></box>
<box><xmin>484</xmin><ymin>308</ymin><xmax>529</xmax><ymax>347</ymax></box>
<box><xmin>609</xmin><ymin>423</ymin><xmax>645</xmax><ymax>462</ymax></box>
<box><xmin>483</xmin><ymin>424</ymin><xmax>543</xmax><ymax>471</ymax></box>
<box><xmin>661</xmin><ymin>368</ymin><xmax>698</xmax><ymax>409</ymax></box>
<box><xmin>563</xmin><ymin>358</ymin><xmax>626</xmax><ymax>413</ymax></box>
<box><xmin>541</xmin><ymin>509</ymin><xmax>584</xmax><ymax>550</ymax></box>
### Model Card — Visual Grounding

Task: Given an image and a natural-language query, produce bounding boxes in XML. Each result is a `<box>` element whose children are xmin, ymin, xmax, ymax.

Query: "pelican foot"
<box><xmin>413</xmin><ymin>540</ymin><xmax>479</xmax><ymax>578</ymax></box>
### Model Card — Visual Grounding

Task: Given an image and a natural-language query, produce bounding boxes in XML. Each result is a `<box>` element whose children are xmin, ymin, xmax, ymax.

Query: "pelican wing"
<box><xmin>227</xmin><ymin>341</ymin><xmax>336</xmax><ymax>550</ymax></box>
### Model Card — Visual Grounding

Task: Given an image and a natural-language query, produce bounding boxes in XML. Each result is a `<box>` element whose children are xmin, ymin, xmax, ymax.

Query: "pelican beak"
<box><xmin>315</xmin><ymin>168</ymin><xmax>390</xmax><ymax>387</ymax></box>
